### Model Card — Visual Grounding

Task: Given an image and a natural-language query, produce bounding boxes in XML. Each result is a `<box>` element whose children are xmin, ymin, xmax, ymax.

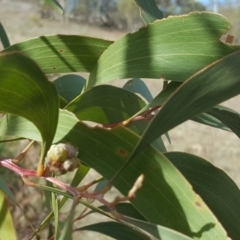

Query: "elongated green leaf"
<box><xmin>98</xmin><ymin>204</ymin><xmax>191</xmax><ymax>240</ymax></box>
<box><xmin>0</xmin><ymin>176</ymin><xmax>36</xmax><ymax>233</ymax></box>
<box><xmin>66</xmin><ymin>85</ymin><xmax>146</xmax><ymax>124</ymax></box>
<box><xmin>123</xmin><ymin>79</ymin><xmax>153</xmax><ymax>103</ymax></box>
<box><xmin>0</xmin><ymin>176</ymin><xmax>16</xmax><ymax>203</ymax></box>
<box><xmin>98</xmin><ymin>203</ymin><xmax>146</xmax><ymax>221</ymax></box>
<box><xmin>135</xmin><ymin>0</ymin><xmax>164</xmax><ymax>24</ymax></box>
<box><xmin>44</xmin><ymin>182</ymin><xmax>52</xmax><ymax>212</ymax></box>
<box><xmin>54</xmin><ymin>74</ymin><xmax>86</xmax><ymax>103</ymax></box>
<box><xmin>0</xmin><ymin>111</ymin><xmax>228</xmax><ymax>239</ymax></box>
<box><xmin>52</xmin><ymin>192</ymin><xmax>60</xmax><ymax>240</ymax></box>
<box><xmin>0</xmin><ymin>189</ymin><xmax>17</xmax><ymax>240</ymax></box>
<box><xmin>66</xmin><ymin>84</ymin><xmax>166</xmax><ymax>151</ymax></box>
<box><xmin>165</xmin><ymin>152</ymin><xmax>240</xmax><ymax>240</ymax></box>
<box><xmin>45</xmin><ymin>0</ymin><xmax>64</xmax><ymax>14</ymax></box>
<box><xmin>0</xmin><ymin>52</ymin><xmax>59</xmax><ymax>174</ymax></box>
<box><xmin>207</xmin><ymin>106</ymin><xmax>240</xmax><ymax>138</ymax></box>
<box><xmin>58</xmin><ymin>200</ymin><xmax>77</xmax><ymax>240</ymax></box>
<box><xmin>124</xmin><ymin>216</ymin><xmax>192</xmax><ymax>240</ymax></box>
<box><xmin>0</xmin><ymin>137</ymin><xmax>25</xmax><ymax>143</ymax></box>
<box><xmin>3</xmin><ymin>35</ymin><xmax>113</xmax><ymax>74</ymax></box>
<box><xmin>87</xmin><ymin>12</ymin><xmax>239</xmax><ymax>88</ymax></box>
<box><xmin>0</xmin><ymin>22</ymin><xmax>10</xmax><ymax>49</ymax></box>
<box><xmin>123</xmin><ymin>80</ymin><xmax>167</xmax><ymax>151</ymax></box>
<box><xmin>77</xmin><ymin>222</ymin><xmax>148</xmax><ymax>240</ymax></box>
<box><xmin>59</xmin><ymin>96</ymin><xmax>69</xmax><ymax>108</ymax></box>
<box><xmin>125</xmin><ymin>82</ymin><xmax>181</xmax><ymax>122</ymax></box>
<box><xmin>126</xmin><ymin>81</ymin><xmax>231</xmax><ymax>132</ymax></box>
<box><xmin>193</xmin><ymin>112</ymin><xmax>231</xmax><ymax>132</ymax></box>
<box><xmin>0</xmin><ymin>114</ymin><xmax>41</xmax><ymax>141</ymax></box>
<box><xmin>126</xmin><ymin>50</ymin><xmax>240</xmax><ymax>164</ymax></box>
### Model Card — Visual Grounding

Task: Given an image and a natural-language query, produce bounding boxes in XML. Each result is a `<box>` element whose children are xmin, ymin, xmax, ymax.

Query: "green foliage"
<box><xmin>0</xmin><ymin>2</ymin><xmax>240</xmax><ymax>240</ymax></box>
<box><xmin>0</xmin><ymin>22</ymin><xmax>10</xmax><ymax>49</ymax></box>
<box><xmin>0</xmin><ymin>52</ymin><xmax>59</xmax><ymax>175</ymax></box>
<box><xmin>135</xmin><ymin>0</ymin><xmax>164</xmax><ymax>24</ymax></box>
<box><xmin>0</xmin><ymin>189</ymin><xmax>17</xmax><ymax>240</ymax></box>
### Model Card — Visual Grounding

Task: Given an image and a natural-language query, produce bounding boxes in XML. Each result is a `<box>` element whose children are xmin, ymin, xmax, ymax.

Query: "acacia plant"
<box><xmin>1</xmin><ymin>0</ymin><xmax>240</xmax><ymax>239</ymax></box>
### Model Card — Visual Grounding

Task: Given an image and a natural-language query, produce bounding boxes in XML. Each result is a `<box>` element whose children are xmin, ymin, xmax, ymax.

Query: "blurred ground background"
<box><xmin>1</xmin><ymin>0</ymin><xmax>240</xmax><ymax>239</ymax></box>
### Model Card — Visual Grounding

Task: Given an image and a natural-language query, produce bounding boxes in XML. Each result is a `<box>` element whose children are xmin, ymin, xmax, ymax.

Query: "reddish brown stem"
<box><xmin>97</xmin><ymin>105</ymin><xmax>161</xmax><ymax>129</ymax></box>
<box><xmin>97</xmin><ymin>122</ymin><xmax>120</xmax><ymax>129</ymax></box>
<box><xmin>12</xmin><ymin>140</ymin><xmax>35</xmax><ymax>164</ymax></box>
<box><xmin>0</xmin><ymin>159</ymin><xmax>144</xmax><ymax>220</ymax></box>
<box><xmin>0</xmin><ymin>159</ymin><xmax>108</xmax><ymax>200</ymax></box>
<box><xmin>0</xmin><ymin>159</ymin><xmax>80</xmax><ymax>196</ymax></box>
<box><xmin>0</xmin><ymin>159</ymin><xmax>36</xmax><ymax>177</ymax></box>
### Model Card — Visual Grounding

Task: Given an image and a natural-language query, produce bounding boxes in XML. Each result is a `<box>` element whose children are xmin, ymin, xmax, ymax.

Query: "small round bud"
<box><xmin>62</xmin><ymin>159</ymin><xmax>73</xmax><ymax>171</ymax></box>
<box><xmin>46</xmin><ymin>144</ymin><xmax>68</xmax><ymax>163</ymax></box>
<box><xmin>62</xmin><ymin>158</ymin><xmax>80</xmax><ymax>171</ymax></box>
<box><xmin>70</xmin><ymin>157</ymin><xmax>80</xmax><ymax>169</ymax></box>
<box><xmin>46</xmin><ymin>143</ymin><xmax>79</xmax><ymax>175</ymax></box>
<box><xmin>65</xmin><ymin>144</ymin><xmax>78</xmax><ymax>158</ymax></box>
<box><xmin>49</xmin><ymin>166</ymin><xmax>67</xmax><ymax>176</ymax></box>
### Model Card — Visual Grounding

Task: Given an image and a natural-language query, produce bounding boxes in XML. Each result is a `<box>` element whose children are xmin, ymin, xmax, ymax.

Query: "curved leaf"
<box><xmin>0</xmin><ymin>22</ymin><xmax>10</xmax><ymax>49</ymax></box>
<box><xmin>53</xmin><ymin>74</ymin><xmax>86</xmax><ymax>103</ymax></box>
<box><xmin>98</xmin><ymin>203</ymin><xmax>146</xmax><ymax>221</ymax></box>
<box><xmin>65</xmin><ymin>84</ymin><xmax>166</xmax><ymax>151</ymax></box>
<box><xmin>59</xmin><ymin>96</ymin><xmax>68</xmax><ymax>108</ymax></box>
<box><xmin>135</xmin><ymin>0</ymin><xmax>164</xmax><ymax>24</ymax></box>
<box><xmin>3</xmin><ymin>35</ymin><xmax>113</xmax><ymax>74</ymax></box>
<box><xmin>59</xmin><ymin>201</ymin><xmax>77</xmax><ymax>240</ymax></box>
<box><xmin>165</xmin><ymin>152</ymin><xmax>240</xmax><ymax>240</ymax></box>
<box><xmin>0</xmin><ymin>176</ymin><xmax>35</xmax><ymax>235</ymax></box>
<box><xmin>207</xmin><ymin>106</ymin><xmax>240</xmax><ymax>138</ymax></box>
<box><xmin>66</xmin><ymin>85</ymin><xmax>146</xmax><ymax>124</ymax></box>
<box><xmin>0</xmin><ymin>52</ymin><xmax>59</xmax><ymax>175</ymax></box>
<box><xmin>0</xmin><ymin>176</ymin><xmax>16</xmax><ymax>203</ymax></box>
<box><xmin>122</xmin><ymin>79</ymin><xmax>167</xmax><ymax>150</ymax></box>
<box><xmin>124</xmin><ymin>216</ymin><xmax>193</xmax><ymax>240</ymax></box>
<box><xmin>125</xmin><ymin>81</ymin><xmax>231</xmax><ymax>132</ymax></box>
<box><xmin>123</xmin><ymin>79</ymin><xmax>154</xmax><ymax>104</ymax></box>
<box><xmin>0</xmin><ymin>190</ymin><xmax>16</xmax><ymax>240</ymax></box>
<box><xmin>97</xmin><ymin>203</ymin><xmax>190</xmax><ymax>240</ymax></box>
<box><xmin>97</xmin><ymin>205</ymin><xmax>192</xmax><ymax>239</ymax></box>
<box><xmin>0</xmin><ymin>137</ymin><xmax>25</xmax><ymax>143</ymax></box>
<box><xmin>0</xmin><ymin>111</ymin><xmax>229</xmax><ymax>239</ymax></box>
<box><xmin>87</xmin><ymin>12</ymin><xmax>239</xmax><ymax>88</ymax></box>
<box><xmin>125</xmin><ymin>82</ymin><xmax>181</xmax><ymax>123</ymax></box>
<box><xmin>126</xmin><ymin>50</ymin><xmax>240</xmax><ymax>163</ymax></box>
<box><xmin>0</xmin><ymin>115</ymin><xmax>41</xmax><ymax>141</ymax></box>
<box><xmin>193</xmin><ymin>112</ymin><xmax>231</xmax><ymax>132</ymax></box>
<box><xmin>78</xmin><ymin>222</ymin><xmax>147</xmax><ymax>240</ymax></box>
<box><xmin>52</xmin><ymin>192</ymin><xmax>60</xmax><ymax>239</ymax></box>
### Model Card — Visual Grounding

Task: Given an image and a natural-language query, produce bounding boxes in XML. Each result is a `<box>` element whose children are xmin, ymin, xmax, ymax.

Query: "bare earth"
<box><xmin>1</xmin><ymin>1</ymin><xmax>240</xmax><ymax>239</ymax></box>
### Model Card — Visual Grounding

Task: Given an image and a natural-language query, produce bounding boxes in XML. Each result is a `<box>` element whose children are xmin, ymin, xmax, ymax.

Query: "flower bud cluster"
<box><xmin>45</xmin><ymin>143</ymin><xmax>80</xmax><ymax>175</ymax></box>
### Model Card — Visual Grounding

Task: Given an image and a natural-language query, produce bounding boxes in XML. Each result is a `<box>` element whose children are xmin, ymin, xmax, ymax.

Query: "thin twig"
<box><xmin>98</xmin><ymin>106</ymin><xmax>161</xmax><ymax>129</ymax></box>
<box><xmin>12</xmin><ymin>140</ymin><xmax>35</xmax><ymax>164</ymax></box>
